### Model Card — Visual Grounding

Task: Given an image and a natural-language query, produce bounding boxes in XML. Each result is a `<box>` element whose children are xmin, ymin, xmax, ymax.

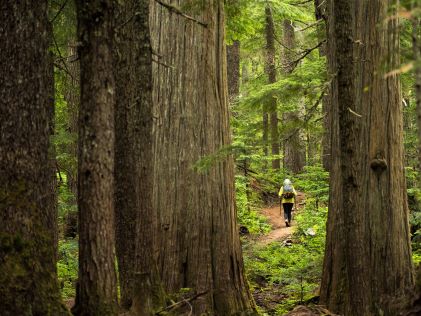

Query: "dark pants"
<box><xmin>283</xmin><ymin>203</ymin><xmax>293</xmax><ymax>222</ymax></box>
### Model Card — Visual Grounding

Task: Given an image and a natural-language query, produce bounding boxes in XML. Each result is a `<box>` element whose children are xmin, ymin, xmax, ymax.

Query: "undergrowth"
<box><xmin>243</xmin><ymin>204</ymin><xmax>327</xmax><ymax>315</ymax></box>
<box><xmin>241</xmin><ymin>165</ymin><xmax>328</xmax><ymax>315</ymax></box>
<box><xmin>57</xmin><ymin>238</ymin><xmax>78</xmax><ymax>299</ymax></box>
<box><xmin>236</xmin><ymin>175</ymin><xmax>271</xmax><ymax>235</ymax></box>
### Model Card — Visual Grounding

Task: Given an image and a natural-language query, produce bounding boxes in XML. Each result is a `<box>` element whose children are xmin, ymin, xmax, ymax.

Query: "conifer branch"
<box><xmin>285</xmin><ymin>39</ymin><xmax>326</xmax><ymax>70</ymax></box>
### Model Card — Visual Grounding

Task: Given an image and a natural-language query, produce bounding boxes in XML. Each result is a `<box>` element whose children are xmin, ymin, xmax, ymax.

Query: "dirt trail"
<box><xmin>257</xmin><ymin>192</ymin><xmax>305</xmax><ymax>245</ymax></box>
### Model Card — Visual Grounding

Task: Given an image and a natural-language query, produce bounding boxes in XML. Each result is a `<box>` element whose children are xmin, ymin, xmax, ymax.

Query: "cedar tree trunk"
<box><xmin>150</xmin><ymin>1</ymin><xmax>257</xmax><ymax>314</ymax></box>
<box><xmin>320</xmin><ymin>0</ymin><xmax>414</xmax><ymax>314</ymax></box>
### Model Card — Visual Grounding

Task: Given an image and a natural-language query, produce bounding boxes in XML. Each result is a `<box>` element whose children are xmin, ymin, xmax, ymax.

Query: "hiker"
<box><xmin>279</xmin><ymin>179</ymin><xmax>297</xmax><ymax>227</ymax></box>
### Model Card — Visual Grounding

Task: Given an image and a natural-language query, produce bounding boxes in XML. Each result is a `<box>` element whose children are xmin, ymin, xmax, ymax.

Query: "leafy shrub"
<box><xmin>57</xmin><ymin>239</ymin><xmax>78</xmax><ymax>299</ymax></box>
<box><xmin>295</xmin><ymin>165</ymin><xmax>329</xmax><ymax>208</ymax></box>
<box><xmin>406</xmin><ymin>167</ymin><xmax>421</xmax><ymax>262</ymax></box>
<box><xmin>244</xmin><ymin>201</ymin><xmax>327</xmax><ymax>315</ymax></box>
<box><xmin>236</xmin><ymin>175</ymin><xmax>271</xmax><ymax>235</ymax></box>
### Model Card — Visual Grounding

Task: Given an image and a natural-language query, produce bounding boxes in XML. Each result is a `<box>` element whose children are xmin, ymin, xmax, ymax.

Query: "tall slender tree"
<box><xmin>64</xmin><ymin>42</ymin><xmax>80</xmax><ymax>196</ymax></box>
<box><xmin>150</xmin><ymin>1</ymin><xmax>256</xmax><ymax>314</ymax></box>
<box><xmin>72</xmin><ymin>1</ymin><xmax>118</xmax><ymax>315</ymax></box>
<box><xmin>114</xmin><ymin>0</ymin><xmax>165</xmax><ymax>313</ymax></box>
<box><xmin>265</xmin><ymin>6</ymin><xmax>280</xmax><ymax>170</ymax></box>
<box><xmin>0</xmin><ymin>1</ymin><xmax>66</xmax><ymax>315</ymax></box>
<box><xmin>314</xmin><ymin>0</ymin><xmax>331</xmax><ymax>170</ymax></box>
<box><xmin>320</xmin><ymin>0</ymin><xmax>414</xmax><ymax>314</ymax></box>
<box><xmin>227</xmin><ymin>40</ymin><xmax>241</xmax><ymax>102</ymax></box>
<box><xmin>283</xmin><ymin>20</ymin><xmax>305</xmax><ymax>173</ymax></box>
<box><xmin>413</xmin><ymin>6</ymin><xmax>421</xmax><ymax>173</ymax></box>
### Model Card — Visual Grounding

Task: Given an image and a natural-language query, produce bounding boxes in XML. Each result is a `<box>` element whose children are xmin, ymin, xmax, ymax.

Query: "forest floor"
<box><xmin>257</xmin><ymin>192</ymin><xmax>306</xmax><ymax>245</ymax></box>
<box><xmin>250</xmin><ymin>192</ymin><xmax>311</xmax><ymax>315</ymax></box>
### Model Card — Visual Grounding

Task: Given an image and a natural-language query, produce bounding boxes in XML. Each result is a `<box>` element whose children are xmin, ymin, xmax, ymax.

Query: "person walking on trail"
<box><xmin>279</xmin><ymin>179</ymin><xmax>297</xmax><ymax>227</ymax></box>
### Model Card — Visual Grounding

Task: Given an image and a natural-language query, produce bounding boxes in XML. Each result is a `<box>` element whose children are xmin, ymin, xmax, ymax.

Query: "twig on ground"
<box><xmin>155</xmin><ymin>291</ymin><xmax>208</xmax><ymax>315</ymax></box>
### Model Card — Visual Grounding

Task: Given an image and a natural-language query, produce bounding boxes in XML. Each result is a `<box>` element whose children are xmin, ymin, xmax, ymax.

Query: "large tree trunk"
<box><xmin>283</xmin><ymin>20</ymin><xmax>305</xmax><ymax>173</ymax></box>
<box><xmin>320</xmin><ymin>0</ymin><xmax>414</xmax><ymax>314</ymax></box>
<box><xmin>0</xmin><ymin>2</ymin><xmax>66</xmax><ymax>315</ymax></box>
<box><xmin>265</xmin><ymin>6</ymin><xmax>280</xmax><ymax>170</ymax></box>
<box><xmin>314</xmin><ymin>0</ymin><xmax>331</xmax><ymax>170</ymax></box>
<box><xmin>150</xmin><ymin>1</ymin><xmax>256</xmax><ymax>314</ymax></box>
<box><xmin>72</xmin><ymin>1</ymin><xmax>118</xmax><ymax>315</ymax></box>
<box><xmin>114</xmin><ymin>0</ymin><xmax>165</xmax><ymax>313</ymax></box>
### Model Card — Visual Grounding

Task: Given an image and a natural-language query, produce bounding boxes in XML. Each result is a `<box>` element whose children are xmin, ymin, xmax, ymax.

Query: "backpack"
<box><xmin>283</xmin><ymin>184</ymin><xmax>294</xmax><ymax>199</ymax></box>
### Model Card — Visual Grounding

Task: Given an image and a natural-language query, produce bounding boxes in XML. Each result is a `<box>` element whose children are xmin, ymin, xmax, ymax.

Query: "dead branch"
<box><xmin>50</xmin><ymin>0</ymin><xmax>69</xmax><ymax>23</ymax></box>
<box><xmin>152</xmin><ymin>56</ymin><xmax>175</xmax><ymax>69</ymax></box>
<box><xmin>155</xmin><ymin>291</ymin><xmax>208</xmax><ymax>315</ymax></box>
<box><xmin>297</xmin><ymin>19</ymin><xmax>323</xmax><ymax>32</ymax></box>
<box><xmin>154</xmin><ymin>0</ymin><xmax>207</xmax><ymax>27</ymax></box>
<box><xmin>291</xmin><ymin>0</ymin><xmax>313</xmax><ymax>5</ymax></box>
<box><xmin>283</xmin><ymin>39</ymin><xmax>326</xmax><ymax>71</ymax></box>
<box><xmin>52</xmin><ymin>33</ymin><xmax>75</xmax><ymax>81</ymax></box>
<box><xmin>116</xmin><ymin>12</ymin><xmax>141</xmax><ymax>30</ymax></box>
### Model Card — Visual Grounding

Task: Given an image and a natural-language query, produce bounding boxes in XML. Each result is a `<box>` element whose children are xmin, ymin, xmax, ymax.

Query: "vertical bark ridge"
<box><xmin>73</xmin><ymin>1</ymin><xmax>118</xmax><ymax>315</ymax></box>
<box><xmin>320</xmin><ymin>0</ymin><xmax>414</xmax><ymax>314</ymax></box>
<box><xmin>151</xmin><ymin>1</ymin><xmax>256</xmax><ymax>314</ymax></box>
<box><xmin>0</xmin><ymin>1</ymin><xmax>66</xmax><ymax>315</ymax></box>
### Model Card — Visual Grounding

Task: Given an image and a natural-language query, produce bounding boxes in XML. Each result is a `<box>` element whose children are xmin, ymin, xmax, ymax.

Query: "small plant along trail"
<box><xmin>258</xmin><ymin>192</ymin><xmax>306</xmax><ymax>244</ymax></box>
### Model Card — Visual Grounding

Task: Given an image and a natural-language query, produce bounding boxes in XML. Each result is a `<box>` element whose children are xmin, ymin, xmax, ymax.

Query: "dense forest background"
<box><xmin>1</xmin><ymin>0</ymin><xmax>420</xmax><ymax>315</ymax></box>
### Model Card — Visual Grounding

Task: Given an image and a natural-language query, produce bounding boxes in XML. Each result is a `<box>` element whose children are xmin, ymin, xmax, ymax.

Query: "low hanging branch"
<box><xmin>154</xmin><ymin>0</ymin><xmax>208</xmax><ymax>27</ymax></box>
<box><xmin>297</xmin><ymin>19</ymin><xmax>323</xmax><ymax>32</ymax></box>
<box><xmin>284</xmin><ymin>39</ymin><xmax>326</xmax><ymax>71</ymax></box>
<box><xmin>254</xmin><ymin>40</ymin><xmax>327</xmax><ymax>80</ymax></box>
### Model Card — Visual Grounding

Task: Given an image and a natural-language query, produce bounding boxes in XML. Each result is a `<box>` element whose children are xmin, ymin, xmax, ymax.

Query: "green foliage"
<box><xmin>53</xmin><ymin>75</ymin><xmax>77</xmax><ymax>181</ymax></box>
<box><xmin>57</xmin><ymin>239</ymin><xmax>78</xmax><ymax>299</ymax></box>
<box><xmin>236</xmin><ymin>175</ymin><xmax>271</xmax><ymax>235</ymax></box>
<box><xmin>226</xmin><ymin>0</ymin><xmax>314</xmax><ymax>44</ymax></box>
<box><xmin>58</xmin><ymin>177</ymin><xmax>77</xmax><ymax>221</ymax></box>
<box><xmin>295</xmin><ymin>165</ymin><xmax>329</xmax><ymax>207</ymax></box>
<box><xmin>225</xmin><ymin>0</ymin><xmax>259</xmax><ymax>43</ymax></box>
<box><xmin>405</xmin><ymin>167</ymin><xmax>421</xmax><ymax>264</ymax></box>
<box><xmin>243</xmin><ymin>202</ymin><xmax>327</xmax><ymax>314</ymax></box>
<box><xmin>241</xmin><ymin>58</ymin><xmax>326</xmax><ymax>111</ymax></box>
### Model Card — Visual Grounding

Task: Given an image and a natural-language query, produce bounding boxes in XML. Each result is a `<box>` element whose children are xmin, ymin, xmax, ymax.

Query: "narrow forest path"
<box><xmin>257</xmin><ymin>192</ymin><xmax>305</xmax><ymax>245</ymax></box>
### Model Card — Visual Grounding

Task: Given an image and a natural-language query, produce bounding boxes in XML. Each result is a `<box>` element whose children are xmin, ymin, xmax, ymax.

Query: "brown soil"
<box><xmin>257</xmin><ymin>192</ymin><xmax>305</xmax><ymax>245</ymax></box>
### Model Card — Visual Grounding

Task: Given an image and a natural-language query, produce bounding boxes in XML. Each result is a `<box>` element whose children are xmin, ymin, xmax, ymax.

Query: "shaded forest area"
<box><xmin>0</xmin><ymin>0</ymin><xmax>421</xmax><ymax>315</ymax></box>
